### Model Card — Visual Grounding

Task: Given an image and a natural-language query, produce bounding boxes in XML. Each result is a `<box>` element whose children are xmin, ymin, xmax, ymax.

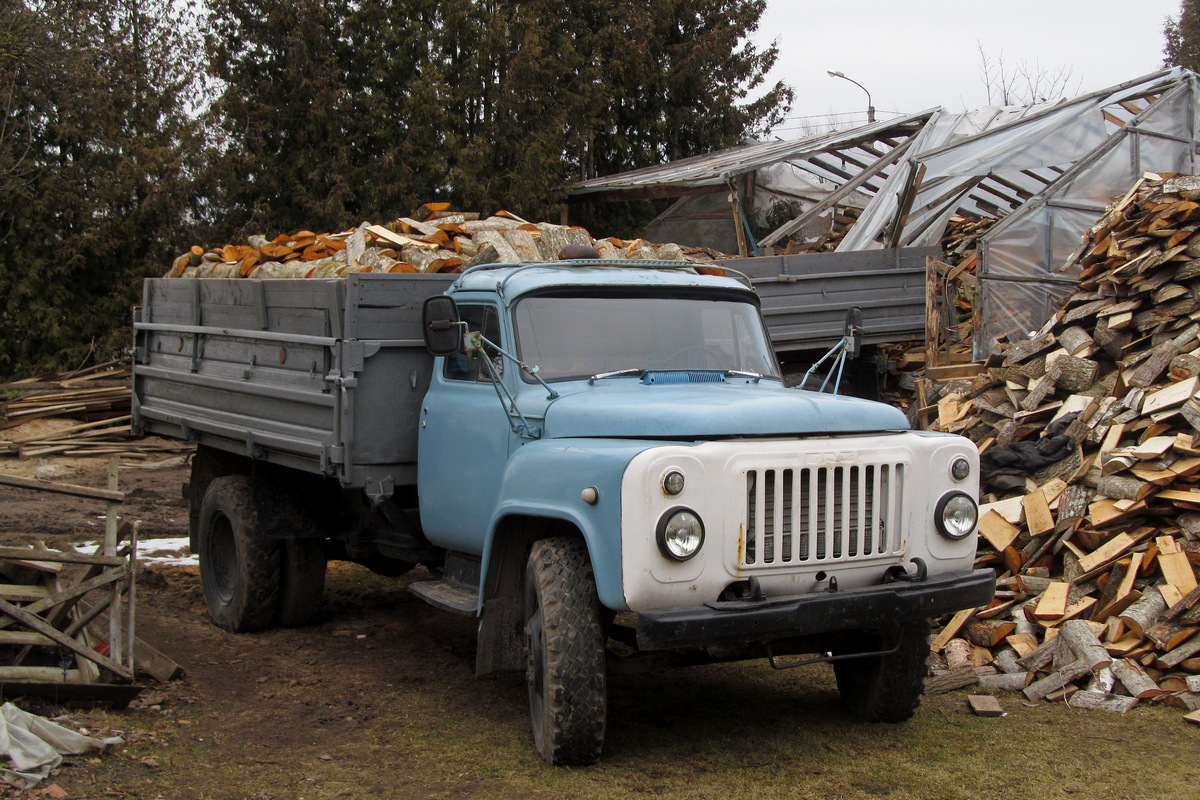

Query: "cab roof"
<box><xmin>448</xmin><ymin>259</ymin><xmax>757</xmax><ymax>303</ymax></box>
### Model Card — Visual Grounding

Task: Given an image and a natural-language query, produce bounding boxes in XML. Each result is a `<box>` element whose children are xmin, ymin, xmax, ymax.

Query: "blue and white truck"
<box><xmin>132</xmin><ymin>258</ymin><xmax>994</xmax><ymax>765</ymax></box>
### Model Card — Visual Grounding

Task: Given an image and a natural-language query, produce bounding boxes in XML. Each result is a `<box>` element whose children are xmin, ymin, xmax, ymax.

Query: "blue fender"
<box><xmin>479</xmin><ymin>437</ymin><xmax>673</xmax><ymax>611</ymax></box>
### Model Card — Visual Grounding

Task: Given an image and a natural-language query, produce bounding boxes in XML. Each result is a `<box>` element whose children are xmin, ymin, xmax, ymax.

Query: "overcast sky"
<box><xmin>753</xmin><ymin>1</ymin><xmax>1183</xmax><ymax>136</ymax></box>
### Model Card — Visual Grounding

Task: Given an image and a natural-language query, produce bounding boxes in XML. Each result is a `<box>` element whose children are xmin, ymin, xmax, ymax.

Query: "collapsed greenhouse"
<box><xmin>566</xmin><ymin>67</ymin><xmax>1200</xmax><ymax>360</ymax></box>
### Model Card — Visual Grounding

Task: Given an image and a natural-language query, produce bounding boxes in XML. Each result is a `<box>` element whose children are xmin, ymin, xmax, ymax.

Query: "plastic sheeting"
<box><xmin>975</xmin><ymin>73</ymin><xmax>1200</xmax><ymax>356</ymax></box>
<box><xmin>837</xmin><ymin>101</ymin><xmax>1065</xmax><ymax>252</ymax></box>
<box><xmin>644</xmin><ymin>160</ymin><xmax>872</xmax><ymax>254</ymax></box>
<box><xmin>0</xmin><ymin>703</ymin><xmax>121</xmax><ymax>787</ymax></box>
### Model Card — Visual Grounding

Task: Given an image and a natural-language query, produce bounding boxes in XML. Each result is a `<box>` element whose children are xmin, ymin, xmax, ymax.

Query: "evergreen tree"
<box><xmin>447</xmin><ymin>0</ymin><xmax>791</xmax><ymax>228</ymax></box>
<box><xmin>1165</xmin><ymin>1</ymin><xmax>1200</xmax><ymax>72</ymax></box>
<box><xmin>203</xmin><ymin>0</ymin><xmax>357</xmax><ymax>236</ymax></box>
<box><xmin>0</xmin><ymin>0</ymin><xmax>203</xmax><ymax>377</ymax></box>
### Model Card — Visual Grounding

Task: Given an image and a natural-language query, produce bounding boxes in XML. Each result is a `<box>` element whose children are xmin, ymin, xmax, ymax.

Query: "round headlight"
<box><xmin>662</xmin><ymin>470</ymin><xmax>686</xmax><ymax>496</ymax></box>
<box><xmin>936</xmin><ymin>492</ymin><xmax>978</xmax><ymax>540</ymax></box>
<box><xmin>656</xmin><ymin>507</ymin><xmax>705</xmax><ymax>561</ymax></box>
<box><xmin>950</xmin><ymin>456</ymin><xmax>971</xmax><ymax>482</ymax></box>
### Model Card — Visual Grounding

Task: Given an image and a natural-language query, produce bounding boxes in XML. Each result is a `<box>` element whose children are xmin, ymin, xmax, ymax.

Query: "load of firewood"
<box><xmin>167</xmin><ymin>203</ymin><xmax>724</xmax><ymax>280</ymax></box>
<box><xmin>922</xmin><ymin>174</ymin><xmax>1200</xmax><ymax>718</ymax></box>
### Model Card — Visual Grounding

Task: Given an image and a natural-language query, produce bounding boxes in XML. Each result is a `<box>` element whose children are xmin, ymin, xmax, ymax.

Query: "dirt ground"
<box><xmin>0</xmin><ymin>451</ymin><xmax>1198</xmax><ymax>800</ymax></box>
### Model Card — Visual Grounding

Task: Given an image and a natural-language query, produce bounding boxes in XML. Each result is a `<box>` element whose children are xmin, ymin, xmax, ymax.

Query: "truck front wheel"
<box><xmin>523</xmin><ymin>537</ymin><xmax>606</xmax><ymax>765</ymax></box>
<box><xmin>197</xmin><ymin>476</ymin><xmax>282</xmax><ymax>632</ymax></box>
<box><xmin>833</xmin><ymin>619</ymin><xmax>930</xmax><ymax>722</ymax></box>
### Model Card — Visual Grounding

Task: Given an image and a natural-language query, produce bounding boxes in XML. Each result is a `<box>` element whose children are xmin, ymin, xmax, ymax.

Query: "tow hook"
<box><xmin>883</xmin><ymin>557</ymin><xmax>927</xmax><ymax>583</ymax></box>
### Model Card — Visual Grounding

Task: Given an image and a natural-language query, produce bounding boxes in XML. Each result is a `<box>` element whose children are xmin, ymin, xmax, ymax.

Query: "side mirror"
<box><xmin>423</xmin><ymin>296</ymin><xmax>462</xmax><ymax>356</ymax></box>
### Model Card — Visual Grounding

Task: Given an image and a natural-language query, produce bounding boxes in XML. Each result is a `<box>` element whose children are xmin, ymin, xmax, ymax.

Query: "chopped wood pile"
<box><xmin>1</xmin><ymin>362</ymin><xmax>188</xmax><ymax>461</ymax></box>
<box><xmin>936</xmin><ymin>214</ymin><xmax>994</xmax><ymax>357</ymax></box>
<box><xmin>921</xmin><ymin>175</ymin><xmax>1200</xmax><ymax>715</ymax></box>
<box><xmin>168</xmin><ymin>203</ymin><xmax>724</xmax><ymax>280</ymax></box>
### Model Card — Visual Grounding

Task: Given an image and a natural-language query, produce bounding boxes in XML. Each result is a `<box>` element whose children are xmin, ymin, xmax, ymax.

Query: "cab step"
<box><xmin>408</xmin><ymin>552</ymin><xmax>480</xmax><ymax>616</ymax></box>
<box><xmin>409</xmin><ymin>578</ymin><xmax>478</xmax><ymax>615</ymax></box>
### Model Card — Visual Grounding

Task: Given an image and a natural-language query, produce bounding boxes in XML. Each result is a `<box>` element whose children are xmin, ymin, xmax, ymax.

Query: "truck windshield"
<box><xmin>512</xmin><ymin>294</ymin><xmax>780</xmax><ymax>382</ymax></box>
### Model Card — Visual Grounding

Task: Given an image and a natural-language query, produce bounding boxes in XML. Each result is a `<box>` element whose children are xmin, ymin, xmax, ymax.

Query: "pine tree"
<box><xmin>1165</xmin><ymin>1</ymin><xmax>1200</xmax><ymax>72</ymax></box>
<box><xmin>0</xmin><ymin>0</ymin><xmax>203</xmax><ymax>377</ymax></box>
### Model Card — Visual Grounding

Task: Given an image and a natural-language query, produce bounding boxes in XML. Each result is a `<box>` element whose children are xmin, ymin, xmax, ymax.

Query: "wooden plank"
<box><xmin>1022</xmin><ymin>489</ymin><xmax>1055</xmax><ymax>537</ymax></box>
<box><xmin>0</xmin><ymin>631</ymin><xmax>54</xmax><ymax>646</ymax></box>
<box><xmin>1077</xmin><ymin>533</ymin><xmax>1136</xmax><ymax>573</ymax></box>
<box><xmin>978</xmin><ymin>509</ymin><xmax>1020</xmax><ymax>551</ymax></box>
<box><xmin>0</xmin><ymin>584</ymin><xmax>49</xmax><ymax>602</ymax></box>
<box><xmin>0</xmin><ymin>546</ymin><xmax>125</xmax><ymax>568</ymax></box>
<box><xmin>967</xmin><ymin>695</ymin><xmax>1006</xmax><ymax>716</ymax></box>
<box><xmin>1142</xmin><ymin>376</ymin><xmax>1200</xmax><ymax>415</ymax></box>
<box><xmin>0</xmin><ymin>567</ymin><xmax>126</xmax><ymax>632</ymax></box>
<box><xmin>0</xmin><ymin>473</ymin><xmax>125</xmax><ymax>503</ymax></box>
<box><xmin>1034</xmin><ymin>582</ymin><xmax>1070</xmax><ymax>620</ymax></box>
<box><xmin>0</xmin><ymin>598</ymin><xmax>132</xmax><ymax>680</ymax></box>
<box><xmin>0</xmin><ymin>667</ymin><xmax>85</xmax><ymax>683</ymax></box>
<box><xmin>1157</xmin><ymin>536</ymin><xmax>1199</xmax><ymax>595</ymax></box>
<box><xmin>932</xmin><ymin>608</ymin><xmax>975</xmax><ymax>652</ymax></box>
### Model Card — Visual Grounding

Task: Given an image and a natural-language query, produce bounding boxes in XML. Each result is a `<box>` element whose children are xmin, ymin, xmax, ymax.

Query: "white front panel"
<box><xmin>619</xmin><ymin>433</ymin><xmax>979</xmax><ymax>612</ymax></box>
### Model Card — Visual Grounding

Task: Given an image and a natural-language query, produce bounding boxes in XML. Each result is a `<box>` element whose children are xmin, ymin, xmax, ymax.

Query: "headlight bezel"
<box><xmin>655</xmin><ymin>506</ymin><xmax>705</xmax><ymax>561</ymax></box>
<box><xmin>935</xmin><ymin>491</ymin><xmax>978</xmax><ymax>541</ymax></box>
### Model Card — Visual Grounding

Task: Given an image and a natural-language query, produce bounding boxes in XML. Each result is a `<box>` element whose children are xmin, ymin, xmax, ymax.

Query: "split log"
<box><xmin>1067</xmin><ymin>691</ymin><xmax>1139</xmax><ymax>713</ymax></box>
<box><xmin>1023</xmin><ymin>659</ymin><xmax>1092</xmax><ymax>702</ymax></box>
<box><xmin>925</xmin><ymin>665</ymin><xmax>980</xmax><ymax>695</ymax></box>
<box><xmin>977</xmin><ymin>671</ymin><xmax>1030</xmax><ymax>693</ymax></box>
<box><xmin>1058</xmin><ymin>619</ymin><xmax>1112</xmax><ymax>674</ymax></box>
<box><xmin>1120</xmin><ymin>590</ymin><xmax>1169</xmax><ymax>638</ymax></box>
<box><xmin>1110</xmin><ymin>658</ymin><xmax>1164</xmax><ymax>699</ymax></box>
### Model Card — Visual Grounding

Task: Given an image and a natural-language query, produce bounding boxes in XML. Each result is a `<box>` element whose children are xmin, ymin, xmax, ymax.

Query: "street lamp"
<box><xmin>827</xmin><ymin>70</ymin><xmax>875</xmax><ymax>123</ymax></box>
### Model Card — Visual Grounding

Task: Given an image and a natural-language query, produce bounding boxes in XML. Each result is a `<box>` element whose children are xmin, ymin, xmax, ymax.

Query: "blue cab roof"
<box><xmin>448</xmin><ymin>259</ymin><xmax>757</xmax><ymax>302</ymax></box>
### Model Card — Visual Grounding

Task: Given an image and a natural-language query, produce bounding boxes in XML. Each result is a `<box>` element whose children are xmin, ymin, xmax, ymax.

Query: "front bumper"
<box><xmin>635</xmin><ymin>568</ymin><xmax>995</xmax><ymax>651</ymax></box>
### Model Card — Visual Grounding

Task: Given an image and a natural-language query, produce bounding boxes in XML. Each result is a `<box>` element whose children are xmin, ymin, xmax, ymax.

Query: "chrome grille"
<box><xmin>743</xmin><ymin>463</ymin><xmax>905</xmax><ymax>567</ymax></box>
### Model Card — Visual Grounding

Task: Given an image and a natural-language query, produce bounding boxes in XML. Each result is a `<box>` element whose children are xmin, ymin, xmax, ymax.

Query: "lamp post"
<box><xmin>827</xmin><ymin>70</ymin><xmax>875</xmax><ymax>123</ymax></box>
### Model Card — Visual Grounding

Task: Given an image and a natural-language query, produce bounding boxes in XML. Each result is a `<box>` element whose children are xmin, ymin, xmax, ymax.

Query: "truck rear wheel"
<box><xmin>833</xmin><ymin>619</ymin><xmax>930</xmax><ymax>722</ymax></box>
<box><xmin>197</xmin><ymin>476</ymin><xmax>281</xmax><ymax>632</ymax></box>
<box><xmin>277</xmin><ymin>539</ymin><xmax>326</xmax><ymax>627</ymax></box>
<box><xmin>523</xmin><ymin>537</ymin><xmax>606</xmax><ymax>765</ymax></box>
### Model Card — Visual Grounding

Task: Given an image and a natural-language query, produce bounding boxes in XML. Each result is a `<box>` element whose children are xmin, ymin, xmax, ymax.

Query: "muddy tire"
<box><xmin>277</xmin><ymin>539</ymin><xmax>326</xmax><ymax>627</ymax></box>
<box><xmin>524</xmin><ymin>537</ymin><xmax>606</xmax><ymax>765</ymax></box>
<box><xmin>833</xmin><ymin>619</ymin><xmax>930</xmax><ymax>723</ymax></box>
<box><xmin>197</xmin><ymin>476</ymin><xmax>281</xmax><ymax>632</ymax></box>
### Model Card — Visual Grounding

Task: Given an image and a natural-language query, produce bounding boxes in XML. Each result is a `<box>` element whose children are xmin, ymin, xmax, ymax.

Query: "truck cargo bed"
<box><xmin>718</xmin><ymin>247</ymin><xmax>935</xmax><ymax>353</ymax></box>
<box><xmin>132</xmin><ymin>274</ymin><xmax>453</xmax><ymax>488</ymax></box>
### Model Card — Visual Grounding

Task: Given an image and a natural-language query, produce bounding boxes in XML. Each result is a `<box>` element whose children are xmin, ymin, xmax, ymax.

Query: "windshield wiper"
<box><xmin>587</xmin><ymin>368</ymin><xmax>644</xmax><ymax>384</ymax></box>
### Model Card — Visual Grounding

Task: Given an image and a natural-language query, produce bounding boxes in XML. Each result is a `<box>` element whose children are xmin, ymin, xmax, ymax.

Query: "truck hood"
<box><xmin>541</xmin><ymin>380</ymin><xmax>909</xmax><ymax>439</ymax></box>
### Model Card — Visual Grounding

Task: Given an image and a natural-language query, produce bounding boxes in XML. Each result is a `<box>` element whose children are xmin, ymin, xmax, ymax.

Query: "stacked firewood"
<box><xmin>940</xmin><ymin>214</ymin><xmax>996</xmax><ymax>268</ymax></box>
<box><xmin>922</xmin><ymin>175</ymin><xmax>1200</xmax><ymax>716</ymax></box>
<box><xmin>168</xmin><ymin>203</ymin><xmax>719</xmax><ymax>280</ymax></box>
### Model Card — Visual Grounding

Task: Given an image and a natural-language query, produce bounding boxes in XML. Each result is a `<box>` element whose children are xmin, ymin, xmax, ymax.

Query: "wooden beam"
<box><xmin>0</xmin><ymin>597</ymin><xmax>133</xmax><ymax>680</ymax></box>
<box><xmin>0</xmin><ymin>472</ymin><xmax>124</xmax><ymax>503</ymax></box>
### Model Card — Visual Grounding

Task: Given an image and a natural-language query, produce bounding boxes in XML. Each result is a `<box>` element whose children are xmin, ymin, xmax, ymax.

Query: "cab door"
<box><xmin>417</xmin><ymin>303</ymin><xmax>514</xmax><ymax>553</ymax></box>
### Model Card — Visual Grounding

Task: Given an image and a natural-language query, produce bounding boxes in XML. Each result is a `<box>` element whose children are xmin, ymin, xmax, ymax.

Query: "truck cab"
<box><xmin>414</xmin><ymin>261</ymin><xmax>992</xmax><ymax>764</ymax></box>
